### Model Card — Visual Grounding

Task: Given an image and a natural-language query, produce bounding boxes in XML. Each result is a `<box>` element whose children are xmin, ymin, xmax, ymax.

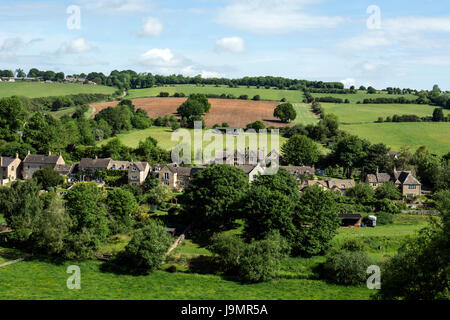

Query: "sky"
<box><xmin>0</xmin><ymin>0</ymin><xmax>449</xmax><ymax>90</ymax></box>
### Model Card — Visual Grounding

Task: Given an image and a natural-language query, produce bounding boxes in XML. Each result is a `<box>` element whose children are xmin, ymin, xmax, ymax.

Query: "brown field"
<box><xmin>91</xmin><ymin>97</ymin><xmax>288</xmax><ymax>128</ymax></box>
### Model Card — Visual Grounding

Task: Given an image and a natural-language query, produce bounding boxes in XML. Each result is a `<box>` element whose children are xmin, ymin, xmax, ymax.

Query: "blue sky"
<box><xmin>0</xmin><ymin>0</ymin><xmax>449</xmax><ymax>90</ymax></box>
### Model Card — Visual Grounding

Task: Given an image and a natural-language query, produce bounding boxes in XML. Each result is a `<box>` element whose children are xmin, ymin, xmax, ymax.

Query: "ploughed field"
<box><xmin>92</xmin><ymin>97</ymin><xmax>287</xmax><ymax>128</ymax></box>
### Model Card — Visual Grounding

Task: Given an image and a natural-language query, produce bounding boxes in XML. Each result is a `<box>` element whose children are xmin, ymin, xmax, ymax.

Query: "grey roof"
<box><xmin>395</xmin><ymin>171</ymin><xmax>421</xmax><ymax>185</ymax></box>
<box><xmin>80</xmin><ymin>158</ymin><xmax>112</xmax><ymax>169</ymax></box>
<box><xmin>132</xmin><ymin>162</ymin><xmax>149</xmax><ymax>172</ymax></box>
<box><xmin>376</xmin><ymin>172</ymin><xmax>392</xmax><ymax>183</ymax></box>
<box><xmin>366</xmin><ymin>174</ymin><xmax>377</xmax><ymax>183</ymax></box>
<box><xmin>23</xmin><ymin>154</ymin><xmax>61</xmax><ymax>165</ymax></box>
<box><xmin>281</xmin><ymin>166</ymin><xmax>315</xmax><ymax>178</ymax></box>
<box><xmin>55</xmin><ymin>164</ymin><xmax>75</xmax><ymax>176</ymax></box>
<box><xmin>0</xmin><ymin>157</ymin><xmax>17</xmax><ymax>167</ymax></box>
<box><xmin>236</xmin><ymin>164</ymin><xmax>258</xmax><ymax>174</ymax></box>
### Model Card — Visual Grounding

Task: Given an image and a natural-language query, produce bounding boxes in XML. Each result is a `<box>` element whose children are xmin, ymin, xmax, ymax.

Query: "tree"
<box><xmin>63</xmin><ymin>183</ymin><xmax>109</xmax><ymax>259</ymax></box>
<box><xmin>367</xmin><ymin>86</ymin><xmax>377</xmax><ymax>94</ymax></box>
<box><xmin>181</xmin><ymin>165</ymin><xmax>249</xmax><ymax>237</ymax></box>
<box><xmin>121</xmin><ymin>221</ymin><xmax>173</xmax><ymax>271</ymax></box>
<box><xmin>32</xmin><ymin>167</ymin><xmax>64</xmax><ymax>191</ymax></box>
<box><xmin>106</xmin><ymin>189</ymin><xmax>138</xmax><ymax>233</ymax></box>
<box><xmin>417</xmin><ymin>154</ymin><xmax>441</xmax><ymax>187</ymax></box>
<box><xmin>331</xmin><ymin>135</ymin><xmax>367</xmax><ymax>178</ymax></box>
<box><xmin>295</xmin><ymin>185</ymin><xmax>340</xmax><ymax>256</ymax></box>
<box><xmin>246</xmin><ymin>120</ymin><xmax>266</xmax><ymax>131</ymax></box>
<box><xmin>375</xmin><ymin>182</ymin><xmax>402</xmax><ymax>200</ymax></box>
<box><xmin>346</xmin><ymin>183</ymin><xmax>375</xmax><ymax>202</ymax></box>
<box><xmin>281</xmin><ymin>135</ymin><xmax>320</xmax><ymax>166</ymax></box>
<box><xmin>274</xmin><ymin>103</ymin><xmax>297</xmax><ymax>123</ymax></box>
<box><xmin>432</xmin><ymin>108</ymin><xmax>444</xmax><ymax>122</ymax></box>
<box><xmin>121</xmin><ymin>184</ymin><xmax>144</xmax><ymax>204</ymax></box>
<box><xmin>0</xmin><ymin>96</ymin><xmax>28</xmax><ymax>142</ymax></box>
<box><xmin>361</xmin><ymin>143</ymin><xmax>393</xmax><ymax>175</ymax></box>
<box><xmin>144</xmin><ymin>184</ymin><xmax>171</xmax><ymax>207</ymax></box>
<box><xmin>376</xmin><ymin>192</ymin><xmax>449</xmax><ymax>300</ymax></box>
<box><xmin>177</xmin><ymin>94</ymin><xmax>210</xmax><ymax>118</ymax></box>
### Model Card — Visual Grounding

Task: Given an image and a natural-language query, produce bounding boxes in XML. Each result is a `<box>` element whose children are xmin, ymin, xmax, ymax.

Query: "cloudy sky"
<box><xmin>0</xmin><ymin>0</ymin><xmax>449</xmax><ymax>90</ymax></box>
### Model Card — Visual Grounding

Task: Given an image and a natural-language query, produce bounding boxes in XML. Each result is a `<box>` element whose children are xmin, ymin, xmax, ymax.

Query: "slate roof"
<box><xmin>327</xmin><ymin>179</ymin><xmax>355</xmax><ymax>190</ymax></box>
<box><xmin>236</xmin><ymin>164</ymin><xmax>258</xmax><ymax>175</ymax></box>
<box><xmin>0</xmin><ymin>157</ymin><xmax>17</xmax><ymax>167</ymax></box>
<box><xmin>23</xmin><ymin>154</ymin><xmax>61</xmax><ymax>165</ymax></box>
<box><xmin>281</xmin><ymin>166</ymin><xmax>315</xmax><ymax>178</ymax></box>
<box><xmin>394</xmin><ymin>171</ymin><xmax>421</xmax><ymax>185</ymax></box>
<box><xmin>55</xmin><ymin>164</ymin><xmax>75</xmax><ymax>176</ymax></box>
<box><xmin>80</xmin><ymin>158</ymin><xmax>112</xmax><ymax>169</ymax></box>
<box><xmin>132</xmin><ymin>162</ymin><xmax>149</xmax><ymax>172</ymax></box>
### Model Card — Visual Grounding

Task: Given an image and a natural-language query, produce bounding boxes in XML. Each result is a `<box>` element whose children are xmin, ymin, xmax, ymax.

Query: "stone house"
<box><xmin>327</xmin><ymin>179</ymin><xmax>356</xmax><ymax>194</ymax></box>
<box><xmin>128</xmin><ymin>162</ymin><xmax>150</xmax><ymax>186</ymax></box>
<box><xmin>22</xmin><ymin>152</ymin><xmax>65</xmax><ymax>179</ymax></box>
<box><xmin>366</xmin><ymin>169</ymin><xmax>421</xmax><ymax>198</ymax></box>
<box><xmin>158</xmin><ymin>164</ymin><xmax>204</xmax><ymax>190</ymax></box>
<box><xmin>281</xmin><ymin>166</ymin><xmax>315</xmax><ymax>182</ymax></box>
<box><xmin>0</xmin><ymin>154</ymin><xmax>21</xmax><ymax>186</ymax></box>
<box><xmin>236</xmin><ymin>164</ymin><xmax>265</xmax><ymax>183</ymax></box>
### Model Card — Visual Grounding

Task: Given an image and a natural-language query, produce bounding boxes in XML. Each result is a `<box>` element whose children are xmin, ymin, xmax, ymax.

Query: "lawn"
<box><xmin>342</xmin><ymin>122</ymin><xmax>450</xmax><ymax>155</ymax></box>
<box><xmin>322</xmin><ymin>102</ymin><xmax>449</xmax><ymax>124</ymax></box>
<box><xmin>51</xmin><ymin>106</ymin><xmax>96</xmax><ymax>119</ymax></box>
<box><xmin>0</xmin><ymin>82</ymin><xmax>116</xmax><ymax>98</ymax></box>
<box><xmin>127</xmin><ymin>85</ymin><xmax>305</xmax><ymax>103</ymax></box>
<box><xmin>0</xmin><ymin>214</ymin><xmax>4</xmax><ymax>224</ymax></box>
<box><xmin>98</xmin><ymin>127</ymin><xmax>288</xmax><ymax>153</ymax></box>
<box><xmin>292</xmin><ymin>103</ymin><xmax>319</xmax><ymax>126</ymax></box>
<box><xmin>312</xmin><ymin>91</ymin><xmax>418</xmax><ymax>104</ymax></box>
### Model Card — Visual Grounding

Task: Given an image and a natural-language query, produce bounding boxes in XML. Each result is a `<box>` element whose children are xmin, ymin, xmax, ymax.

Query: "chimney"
<box><xmin>95</xmin><ymin>155</ymin><xmax>98</xmax><ymax>160</ymax></box>
<box><xmin>27</xmin><ymin>150</ymin><xmax>30</xmax><ymax>156</ymax></box>
<box><xmin>15</xmin><ymin>153</ymin><xmax>19</xmax><ymax>159</ymax></box>
<box><xmin>48</xmin><ymin>151</ymin><xmax>52</xmax><ymax>156</ymax></box>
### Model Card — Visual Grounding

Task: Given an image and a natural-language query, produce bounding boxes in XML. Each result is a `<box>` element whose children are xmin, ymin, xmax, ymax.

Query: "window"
<box><xmin>373</xmin><ymin>183</ymin><xmax>377</xmax><ymax>187</ymax></box>
<box><xmin>164</xmin><ymin>173</ymin><xmax>170</xmax><ymax>180</ymax></box>
<box><xmin>164</xmin><ymin>181</ymin><xmax>169</xmax><ymax>186</ymax></box>
<box><xmin>408</xmin><ymin>185</ymin><xmax>417</xmax><ymax>190</ymax></box>
<box><xmin>341</xmin><ymin>184</ymin><xmax>346</xmax><ymax>189</ymax></box>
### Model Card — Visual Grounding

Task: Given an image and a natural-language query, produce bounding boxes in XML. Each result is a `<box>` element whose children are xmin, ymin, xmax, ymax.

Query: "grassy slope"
<box><xmin>0</xmin><ymin>215</ymin><xmax>427</xmax><ymax>300</ymax></box>
<box><xmin>0</xmin><ymin>82</ymin><xmax>115</xmax><ymax>98</ymax></box>
<box><xmin>292</xmin><ymin>103</ymin><xmax>319</xmax><ymax>126</ymax></box>
<box><xmin>312</xmin><ymin>91</ymin><xmax>418</xmax><ymax>104</ymax></box>
<box><xmin>98</xmin><ymin>127</ymin><xmax>288</xmax><ymax>152</ymax></box>
<box><xmin>322</xmin><ymin>103</ymin><xmax>449</xmax><ymax>123</ymax></box>
<box><xmin>52</xmin><ymin>106</ymin><xmax>96</xmax><ymax>119</ymax></box>
<box><xmin>128</xmin><ymin>85</ymin><xmax>305</xmax><ymax>103</ymax></box>
<box><xmin>342</xmin><ymin>122</ymin><xmax>450</xmax><ymax>155</ymax></box>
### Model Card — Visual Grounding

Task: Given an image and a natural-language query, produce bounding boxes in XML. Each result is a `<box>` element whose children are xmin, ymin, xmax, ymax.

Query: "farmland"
<box><xmin>92</xmin><ymin>97</ymin><xmax>290</xmax><ymax>129</ymax></box>
<box><xmin>0</xmin><ymin>215</ymin><xmax>427</xmax><ymax>300</ymax></box>
<box><xmin>292</xmin><ymin>103</ymin><xmax>319</xmax><ymax>125</ymax></box>
<box><xmin>311</xmin><ymin>91</ymin><xmax>418</xmax><ymax>104</ymax></box>
<box><xmin>321</xmin><ymin>102</ymin><xmax>449</xmax><ymax>124</ymax></box>
<box><xmin>0</xmin><ymin>82</ymin><xmax>116</xmax><ymax>98</ymax></box>
<box><xmin>127</xmin><ymin>85</ymin><xmax>305</xmax><ymax>102</ymax></box>
<box><xmin>342</xmin><ymin>122</ymin><xmax>450</xmax><ymax>155</ymax></box>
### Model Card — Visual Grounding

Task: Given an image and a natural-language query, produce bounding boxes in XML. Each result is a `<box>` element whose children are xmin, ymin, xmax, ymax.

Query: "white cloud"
<box><xmin>340</xmin><ymin>78</ymin><xmax>356</xmax><ymax>88</ymax></box>
<box><xmin>138</xmin><ymin>17</ymin><xmax>163</xmax><ymax>37</ymax></box>
<box><xmin>181</xmin><ymin>66</ymin><xmax>223</xmax><ymax>78</ymax></box>
<box><xmin>216</xmin><ymin>0</ymin><xmax>344</xmax><ymax>34</ymax></box>
<box><xmin>57</xmin><ymin>38</ymin><xmax>96</xmax><ymax>55</ymax></box>
<box><xmin>138</xmin><ymin>48</ymin><xmax>181</xmax><ymax>67</ymax></box>
<box><xmin>215</xmin><ymin>37</ymin><xmax>245</xmax><ymax>53</ymax></box>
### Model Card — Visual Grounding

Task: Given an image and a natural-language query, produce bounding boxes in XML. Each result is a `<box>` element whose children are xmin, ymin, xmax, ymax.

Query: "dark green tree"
<box><xmin>274</xmin><ymin>103</ymin><xmax>297</xmax><ymax>123</ymax></box>
<box><xmin>281</xmin><ymin>135</ymin><xmax>320</xmax><ymax>166</ymax></box>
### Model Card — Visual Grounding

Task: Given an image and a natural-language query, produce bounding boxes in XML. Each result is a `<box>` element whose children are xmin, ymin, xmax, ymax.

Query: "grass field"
<box><xmin>312</xmin><ymin>91</ymin><xmax>418</xmax><ymax>104</ymax></box>
<box><xmin>0</xmin><ymin>82</ymin><xmax>115</xmax><ymax>98</ymax></box>
<box><xmin>98</xmin><ymin>127</ymin><xmax>288</xmax><ymax>153</ymax></box>
<box><xmin>51</xmin><ymin>106</ymin><xmax>96</xmax><ymax>119</ymax></box>
<box><xmin>0</xmin><ymin>214</ymin><xmax>427</xmax><ymax>300</ymax></box>
<box><xmin>292</xmin><ymin>103</ymin><xmax>319</xmax><ymax>125</ymax></box>
<box><xmin>322</xmin><ymin>103</ymin><xmax>449</xmax><ymax>124</ymax></box>
<box><xmin>342</xmin><ymin>122</ymin><xmax>450</xmax><ymax>155</ymax></box>
<box><xmin>127</xmin><ymin>85</ymin><xmax>305</xmax><ymax>103</ymax></box>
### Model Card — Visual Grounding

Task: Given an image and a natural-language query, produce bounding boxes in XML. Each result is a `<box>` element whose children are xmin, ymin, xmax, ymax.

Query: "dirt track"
<box><xmin>92</xmin><ymin>97</ymin><xmax>288</xmax><ymax>128</ymax></box>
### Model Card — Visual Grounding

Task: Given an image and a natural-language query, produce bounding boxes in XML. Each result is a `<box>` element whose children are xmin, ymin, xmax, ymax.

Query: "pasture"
<box><xmin>292</xmin><ymin>103</ymin><xmax>319</xmax><ymax>125</ymax></box>
<box><xmin>342</xmin><ymin>122</ymin><xmax>450</xmax><ymax>155</ymax></box>
<box><xmin>92</xmin><ymin>97</ymin><xmax>290</xmax><ymax>129</ymax></box>
<box><xmin>127</xmin><ymin>85</ymin><xmax>305</xmax><ymax>102</ymax></box>
<box><xmin>0</xmin><ymin>82</ymin><xmax>115</xmax><ymax>98</ymax></box>
<box><xmin>322</xmin><ymin>102</ymin><xmax>448</xmax><ymax>124</ymax></box>
<box><xmin>311</xmin><ymin>90</ymin><xmax>418</xmax><ymax>104</ymax></box>
<box><xmin>0</xmin><ymin>214</ymin><xmax>428</xmax><ymax>300</ymax></box>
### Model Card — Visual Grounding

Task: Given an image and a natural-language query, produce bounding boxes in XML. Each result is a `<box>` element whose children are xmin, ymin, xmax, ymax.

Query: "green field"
<box><xmin>0</xmin><ymin>82</ymin><xmax>116</xmax><ymax>98</ymax></box>
<box><xmin>342</xmin><ymin>122</ymin><xmax>450</xmax><ymax>155</ymax></box>
<box><xmin>312</xmin><ymin>91</ymin><xmax>418</xmax><ymax>104</ymax></box>
<box><xmin>0</xmin><ymin>214</ymin><xmax>428</xmax><ymax>300</ymax></box>
<box><xmin>98</xmin><ymin>127</ymin><xmax>288</xmax><ymax>152</ymax></box>
<box><xmin>51</xmin><ymin>106</ymin><xmax>96</xmax><ymax>119</ymax></box>
<box><xmin>292</xmin><ymin>103</ymin><xmax>319</xmax><ymax>125</ymax></box>
<box><xmin>127</xmin><ymin>85</ymin><xmax>305</xmax><ymax>103</ymax></box>
<box><xmin>322</xmin><ymin>103</ymin><xmax>449</xmax><ymax>124</ymax></box>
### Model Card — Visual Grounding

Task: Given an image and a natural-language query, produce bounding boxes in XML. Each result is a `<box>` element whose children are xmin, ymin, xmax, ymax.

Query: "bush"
<box><xmin>375</xmin><ymin>199</ymin><xmax>401</xmax><ymax>214</ymax></box>
<box><xmin>121</xmin><ymin>222</ymin><xmax>173</xmax><ymax>271</ymax></box>
<box><xmin>209</xmin><ymin>233</ymin><xmax>246</xmax><ymax>274</ymax></box>
<box><xmin>376</xmin><ymin>212</ymin><xmax>394</xmax><ymax>225</ymax></box>
<box><xmin>159</xmin><ymin>92</ymin><xmax>170</xmax><ymax>97</ymax></box>
<box><xmin>321</xmin><ymin>250</ymin><xmax>374</xmax><ymax>286</ymax></box>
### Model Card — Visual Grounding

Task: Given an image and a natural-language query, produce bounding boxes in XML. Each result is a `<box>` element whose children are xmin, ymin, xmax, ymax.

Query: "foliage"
<box><xmin>346</xmin><ymin>183</ymin><xmax>375</xmax><ymax>202</ymax></box>
<box><xmin>281</xmin><ymin>135</ymin><xmax>320</xmax><ymax>166</ymax></box>
<box><xmin>145</xmin><ymin>184</ymin><xmax>172</xmax><ymax>206</ymax></box>
<box><xmin>375</xmin><ymin>182</ymin><xmax>402</xmax><ymax>200</ymax></box>
<box><xmin>376</xmin><ymin>212</ymin><xmax>394</xmax><ymax>225</ymax></box>
<box><xmin>274</xmin><ymin>103</ymin><xmax>297</xmax><ymax>123</ymax></box>
<box><xmin>120</xmin><ymin>221</ymin><xmax>173</xmax><ymax>271</ymax></box>
<box><xmin>106</xmin><ymin>189</ymin><xmax>138</xmax><ymax>234</ymax></box>
<box><xmin>32</xmin><ymin>167</ymin><xmax>64</xmax><ymax>191</ymax></box>
<box><xmin>209</xmin><ymin>233</ymin><xmax>246</xmax><ymax>274</ymax></box>
<box><xmin>374</xmin><ymin>199</ymin><xmax>401</xmax><ymax>214</ymax></box>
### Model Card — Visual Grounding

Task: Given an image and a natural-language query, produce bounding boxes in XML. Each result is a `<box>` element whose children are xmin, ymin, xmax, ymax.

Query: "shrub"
<box><xmin>376</xmin><ymin>212</ymin><xmax>394</xmax><ymax>225</ymax></box>
<box><xmin>375</xmin><ymin>199</ymin><xmax>401</xmax><ymax>214</ymax></box>
<box><xmin>209</xmin><ymin>233</ymin><xmax>246</xmax><ymax>274</ymax></box>
<box><xmin>321</xmin><ymin>250</ymin><xmax>374</xmax><ymax>285</ymax></box>
<box><xmin>252</xmin><ymin>95</ymin><xmax>261</xmax><ymax>101</ymax></box>
<box><xmin>159</xmin><ymin>92</ymin><xmax>170</xmax><ymax>97</ymax></box>
<box><xmin>121</xmin><ymin>221</ymin><xmax>173</xmax><ymax>271</ymax></box>
<box><xmin>246</xmin><ymin>120</ymin><xmax>266</xmax><ymax>131</ymax></box>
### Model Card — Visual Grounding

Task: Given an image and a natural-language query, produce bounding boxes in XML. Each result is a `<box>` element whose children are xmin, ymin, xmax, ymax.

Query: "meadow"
<box><xmin>98</xmin><ymin>126</ymin><xmax>287</xmax><ymax>153</ymax></box>
<box><xmin>292</xmin><ymin>103</ymin><xmax>319</xmax><ymax>126</ymax></box>
<box><xmin>0</xmin><ymin>82</ymin><xmax>115</xmax><ymax>98</ymax></box>
<box><xmin>342</xmin><ymin>122</ymin><xmax>450</xmax><ymax>155</ymax></box>
<box><xmin>127</xmin><ymin>85</ymin><xmax>305</xmax><ymax>102</ymax></box>
<box><xmin>322</xmin><ymin>102</ymin><xmax>449</xmax><ymax>124</ymax></box>
<box><xmin>311</xmin><ymin>91</ymin><xmax>418</xmax><ymax>104</ymax></box>
<box><xmin>0</xmin><ymin>215</ymin><xmax>427</xmax><ymax>300</ymax></box>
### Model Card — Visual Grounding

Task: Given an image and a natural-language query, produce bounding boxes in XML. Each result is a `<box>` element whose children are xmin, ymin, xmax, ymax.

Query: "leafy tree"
<box><xmin>143</xmin><ymin>172</ymin><xmax>160</xmax><ymax>192</ymax></box>
<box><xmin>346</xmin><ymin>183</ymin><xmax>375</xmax><ymax>202</ymax></box>
<box><xmin>106</xmin><ymin>189</ymin><xmax>138</xmax><ymax>233</ymax></box>
<box><xmin>362</xmin><ymin>143</ymin><xmax>393</xmax><ymax>174</ymax></box>
<box><xmin>432</xmin><ymin>108</ymin><xmax>445</xmax><ymax>122</ymax></box>
<box><xmin>281</xmin><ymin>135</ymin><xmax>320</xmax><ymax>166</ymax></box>
<box><xmin>375</xmin><ymin>182</ymin><xmax>402</xmax><ymax>200</ymax></box>
<box><xmin>246</xmin><ymin>120</ymin><xmax>266</xmax><ymax>131</ymax></box>
<box><xmin>295</xmin><ymin>185</ymin><xmax>340</xmax><ymax>256</ymax></box>
<box><xmin>177</xmin><ymin>94</ymin><xmax>210</xmax><ymax>118</ymax></box>
<box><xmin>32</xmin><ymin>167</ymin><xmax>64</xmax><ymax>191</ymax></box>
<box><xmin>145</xmin><ymin>184</ymin><xmax>171</xmax><ymax>207</ymax></box>
<box><xmin>121</xmin><ymin>184</ymin><xmax>144</xmax><ymax>204</ymax></box>
<box><xmin>274</xmin><ymin>103</ymin><xmax>297</xmax><ymax>123</ymax></box>
<box><xmin>209</xmin><ymin>233</ymin><xmax>246</xmax><ymax>274</ymax></box>
<box><xmin>375</xmin><ymin>198</ymin><xmax>400</xmax><ymax>213</ymax></box>
<box><xmin>331</xmin><ymin>135</ymin><xmax>367</xmax><ymax>178</ymax></box>
<box><xmin>121</xmin><ymin>221</ymin><xmax>173</xmax><ymax>271</ymax></box>
<box><xmin>181</xmin><ymin>165</ymin><xmax>249</xmax><ymax>237</ymax></box>
<box><xmin>417</xmin><ymin>154</ymin><xmax>441</xmax><ymax>187</ymax></box>
<box><xmin>0</xmin><ymin>96</ymin><xmax>28</xmax><ymax>142</ymax></box>
<box><xmin>252</xmin><ymin>168</ymin><xmax>301</xmax><ymax>201</ymax></box>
